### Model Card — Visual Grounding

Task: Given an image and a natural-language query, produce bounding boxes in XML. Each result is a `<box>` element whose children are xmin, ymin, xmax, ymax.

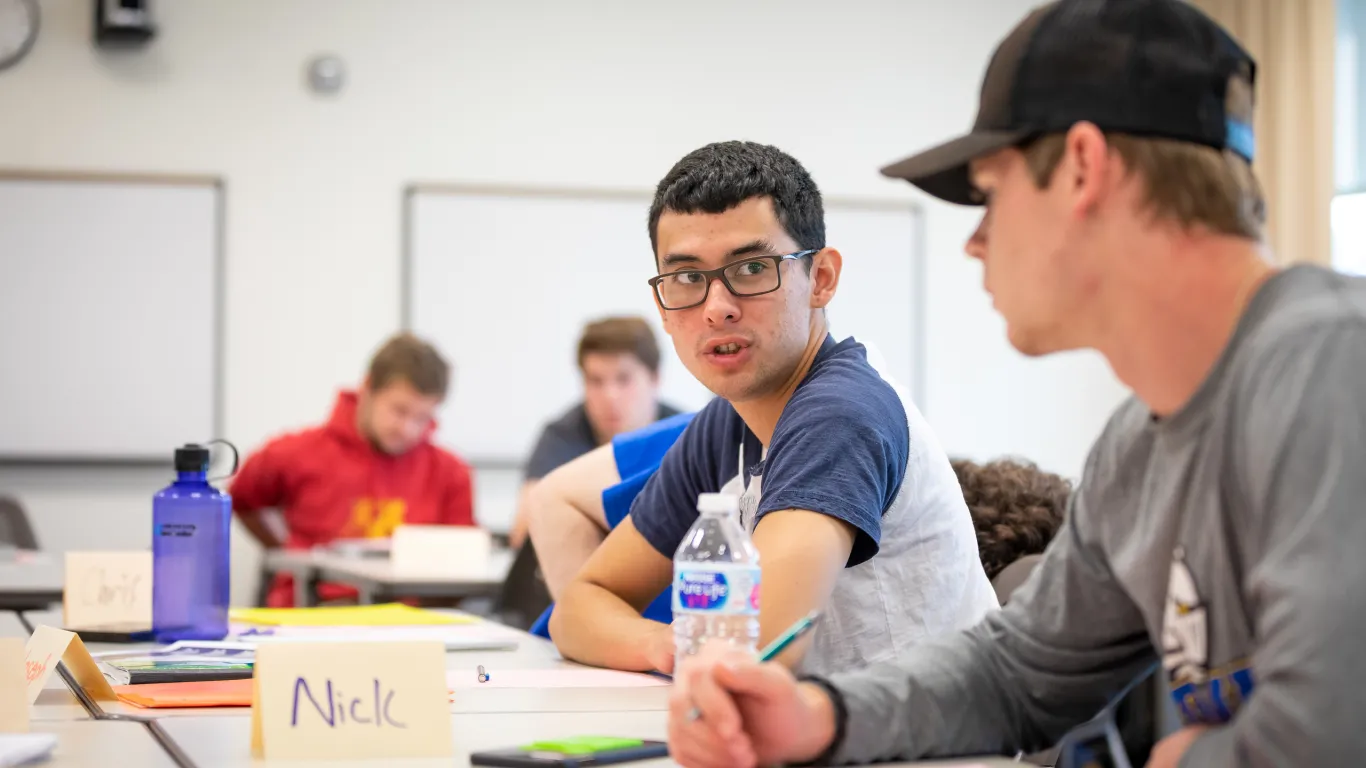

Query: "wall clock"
<box><xmin>0</xmin><ymin>0</ymin><xmax>38</xmax><ymax>72</ymax></box>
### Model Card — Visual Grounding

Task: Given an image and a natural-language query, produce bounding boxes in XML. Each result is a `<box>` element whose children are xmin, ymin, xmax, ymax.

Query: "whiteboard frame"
<box><xmin>400</xmin><ymin>182</ymin><xmax>926</xmax><ymax>468</ymax></box>
<box><xmin>0</xmin><ymin>169</ymin><xmax>227</xmax><ymax>467</ymax></box>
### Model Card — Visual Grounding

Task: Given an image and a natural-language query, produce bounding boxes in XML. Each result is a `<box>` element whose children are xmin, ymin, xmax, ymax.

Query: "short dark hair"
<box><xmin>647</xmin><ymin>141</ymin><xmax>825</xmax><ymax>266</ymax></box>
<box><xmin>367</xmin><ymin>332</ymin><xmax>450</xmax><ymax>398</ymax></box>
<box><xmin>952</xmin><ymin>458</ymin><xmax>1072</xmax><ymax>580</ymax></box>
<box><xmin>577</xmin><ymin>316</ymin><xmax>662</xmax><ymax>374</ymax></box>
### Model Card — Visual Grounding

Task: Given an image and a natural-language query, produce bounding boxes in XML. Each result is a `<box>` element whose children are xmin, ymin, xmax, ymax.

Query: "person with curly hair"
<box><xmin>950</xmin><ymin>458</ymin><xmax>1071</xmax><ymax>581</ymax></box>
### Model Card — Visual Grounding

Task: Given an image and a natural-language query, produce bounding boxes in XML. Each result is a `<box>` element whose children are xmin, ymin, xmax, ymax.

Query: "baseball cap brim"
<box><xmin>880</xmin><ymin>129</ymin><xmax>1030</xmax><ymax>206</ymax></box>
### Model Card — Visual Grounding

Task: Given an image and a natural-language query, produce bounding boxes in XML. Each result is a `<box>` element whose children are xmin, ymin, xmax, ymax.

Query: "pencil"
<box><xmin>757</xmin><ymin>610</ymin><xmax>821</xmax><ymax>662</ymax></box>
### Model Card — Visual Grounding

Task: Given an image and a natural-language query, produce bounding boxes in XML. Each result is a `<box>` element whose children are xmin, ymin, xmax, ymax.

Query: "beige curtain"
<box><xmin>1189</xmin><ymin>0</ymin><xmax>1336</xmax><ymax>266</ymax></box>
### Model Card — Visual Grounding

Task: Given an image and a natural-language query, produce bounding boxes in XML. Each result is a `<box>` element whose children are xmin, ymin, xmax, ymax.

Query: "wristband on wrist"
<box><xmin>793</xmin><ymin>675</ymin><xmax>849</xmax><ymax>767</ymax></box>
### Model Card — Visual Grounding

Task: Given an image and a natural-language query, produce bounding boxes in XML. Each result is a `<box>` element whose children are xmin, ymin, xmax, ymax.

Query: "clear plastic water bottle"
<box><xmin>672</xmin><ymin>493</ymin><xmax>761</xmax><ymax>671</ymax></box>
<box><xmin>152</xmin><ymin>443</ymin><xmax>232</xmax><ymax>642</ymax></box>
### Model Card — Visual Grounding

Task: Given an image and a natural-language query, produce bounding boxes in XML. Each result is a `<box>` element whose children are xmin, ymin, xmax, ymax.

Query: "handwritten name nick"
<box><xmin>290</xmin><ymin>677</ymin><xmax>407</xmax><ymax>729</ymax></box>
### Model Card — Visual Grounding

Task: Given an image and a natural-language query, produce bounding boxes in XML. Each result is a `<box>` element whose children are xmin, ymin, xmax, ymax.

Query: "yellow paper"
<box><xmin>0</xmin><ymin>639</ymin><xmax>28</xmax><ymax>733</ymax></box>
<box><xmin>63</xmin><ymin>551</ymin><xmax>153</xmax><ymax>630</ymax></box>
<box><xmin>230</xmin><ymin>603</ymin><xmax>474</xmax><ymax>627</ymax></box>
<box><xmin>249</xmin><ymin>641</ymin><xmax>453</xmax><ymax>760</ymax></box>
<box><xmin>23</xmin><ymin>626</ymin><xmax>117</xmax><ymax>705</ymax></box>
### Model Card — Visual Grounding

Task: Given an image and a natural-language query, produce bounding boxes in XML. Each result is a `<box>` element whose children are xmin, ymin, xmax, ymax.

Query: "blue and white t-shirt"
<box><xmin>631</xmin><ymin>335</ymin><xmax>997</xmax><ymax>676</ymax></box>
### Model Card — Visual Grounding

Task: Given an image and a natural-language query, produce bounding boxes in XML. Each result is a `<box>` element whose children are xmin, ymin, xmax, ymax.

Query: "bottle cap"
<box><xmin>696</xmin><ymin>493</ymin><xmax>739</xmax><ymax>515</ymax></box>
<box><xmin>174</xmin><ymin>443</ymin><xmax>210</xmax><ymax>473</ymax></box>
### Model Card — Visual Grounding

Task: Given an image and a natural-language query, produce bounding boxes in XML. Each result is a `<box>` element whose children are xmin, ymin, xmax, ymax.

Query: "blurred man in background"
<box><xmin>509</xmin><ymin>316</ymin><xmax>682</xmax><ymax>548</ymax></box>
<box><xmin>232</xmin><ymin>332</ymin><xmax>475</xmax><ymax>607</ymax></box>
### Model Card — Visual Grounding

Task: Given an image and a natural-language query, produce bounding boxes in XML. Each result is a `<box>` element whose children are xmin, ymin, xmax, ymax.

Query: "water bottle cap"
<box><xmin>696</xmin><ymin>493</ymin><xmax>739</xmax><ymax>515</ymax></box>
<box><xmin>174</xmin><ymin>443</ymin><xmax>211</xmax><ymax>473</ymax></box>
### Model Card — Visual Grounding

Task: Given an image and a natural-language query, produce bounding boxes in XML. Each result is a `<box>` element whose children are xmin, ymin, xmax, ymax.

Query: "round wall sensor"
<box><xmin>306</xmin><ymin>54</ymin><xmax>346</xmax><ymax>95</ymax></box>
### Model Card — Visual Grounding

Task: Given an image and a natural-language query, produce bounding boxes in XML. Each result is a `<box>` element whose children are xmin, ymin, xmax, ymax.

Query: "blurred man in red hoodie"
<box><xmin>231</xmin><ymin>333</ymin><xmax>475</xmax><ymax>606</ymax></box>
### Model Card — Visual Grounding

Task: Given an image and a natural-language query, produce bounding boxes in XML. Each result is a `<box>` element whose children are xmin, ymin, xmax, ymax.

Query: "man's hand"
<box><xmin>1146</xmin><ymin>725</ymin><xmax>1210</xmax><ymax>768</ymax></box>
<box><xmin>668</xmin><ymin>648</ymin><xmax>836</xmax><ymax>768</ymax></box>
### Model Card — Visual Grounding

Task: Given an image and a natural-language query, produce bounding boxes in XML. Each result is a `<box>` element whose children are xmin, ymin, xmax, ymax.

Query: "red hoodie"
<box><xmin>230</xmin><ymin>391</ymin><xmax>475</xmax><ymax>607</ymax></box>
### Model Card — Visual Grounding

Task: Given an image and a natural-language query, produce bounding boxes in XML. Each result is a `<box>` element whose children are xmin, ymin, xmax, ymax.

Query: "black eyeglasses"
<box><xmin>647</xmin><ymin>250</ymin><xmax>819</xmax><ymax>310</ymax></box>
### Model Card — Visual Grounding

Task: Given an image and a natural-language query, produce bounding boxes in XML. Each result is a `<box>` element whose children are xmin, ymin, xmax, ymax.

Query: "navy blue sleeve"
<box><xmin>628</xmin><ymin>399</ymin><xmax>735</xmax><ymax>558</ymax></box>
<box><xmin>755</xmin><ymin>364</ymin><xmax>909</xmax><ymax>567</ymax></box>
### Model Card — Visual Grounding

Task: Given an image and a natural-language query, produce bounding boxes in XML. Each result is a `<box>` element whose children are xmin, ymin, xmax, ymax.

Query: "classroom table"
<box><xmin>259</xmin><ymin>547</ymin><xmax>318</xmax><ymax>608</ymax></box>
<box><xmin>93</xmin><ymin>620</ymin><xmax>673</xmax><ymax>720</ymax></box>
<box><xmin>0</xmin><ymin>552</ymin><xmax>63</xmax><ymax>611</ymax></box>
<box><xmin>154</xmin><ymin>710</ymin><xmax>1024</xmax><ymax>768</ymax></box>
<box><xmin>262</xmin><ymin>546</ymin><xmax>514</xmax><ymax>607</ymax></box>
<box><xmin>24</xmin><ymin>720</ymin><xmax>181</xmax><ymax>768</ymax></box>
<box><xmin>0</xmin><ymin>609</ymin><xmax>26</xmax><ymax>637</ymax></box>
<box><xmin>312</xmin><ymin>548</ymin><xmax>514</xmax><ymax>605</ymax></box>
<box><xmin>25</xmin><ymin>605</ymin><xmax>1026</xmax><ymax>767</ymax></box>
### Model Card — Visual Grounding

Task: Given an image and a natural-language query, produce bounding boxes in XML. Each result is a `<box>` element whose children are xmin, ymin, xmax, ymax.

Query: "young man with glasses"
<box><xmin>549</xmin><ymin>141</ymin><xmax>997</xmax><ymax>677</ymax></box>
<box><xmin>666</xmin><ymin>2</ymin><xmax>1366</xmax><ymax>767</ymax></box>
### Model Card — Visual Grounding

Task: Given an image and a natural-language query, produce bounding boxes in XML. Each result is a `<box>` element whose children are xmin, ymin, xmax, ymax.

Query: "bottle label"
<box><xmin>155</xmin><ymin>523</ymin><xmax>197</xmax><ymax>538</ymax></box>
<box><xmin>673</xmin><ymin>565</ymin><xmax>760</xmax><ymax>615</ymax></box>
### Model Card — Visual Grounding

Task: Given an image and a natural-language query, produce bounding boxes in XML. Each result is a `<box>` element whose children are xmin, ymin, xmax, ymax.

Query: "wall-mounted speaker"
<box><xmin>95</xmin><ymin>0</ymin><xmax>156</xmax><ymax>48</ymax></box>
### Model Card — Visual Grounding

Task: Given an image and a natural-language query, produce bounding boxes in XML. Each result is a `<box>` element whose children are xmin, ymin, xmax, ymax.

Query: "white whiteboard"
<box><xmin>0</xmin><ymin>174</ymin><xmax>221</xmax><ymax>462</ymax></box>
<box><xmin>405</xmin><ymin>185</ymin><xmax>923</xmax><ymax>466</ymax></box>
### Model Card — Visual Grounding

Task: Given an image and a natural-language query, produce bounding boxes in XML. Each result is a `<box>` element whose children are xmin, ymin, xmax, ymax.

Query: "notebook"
<box><xmin>93</xmin><ymin>641</ymin><xmax>255</xmax><ymax>685</ymax></box>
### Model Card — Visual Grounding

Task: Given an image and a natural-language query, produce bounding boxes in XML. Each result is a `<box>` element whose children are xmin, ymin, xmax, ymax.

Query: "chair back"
<box><xmin>0</xmin><ymin>496</ymin><xmax>38</xmax><ymax>549</ymax></box>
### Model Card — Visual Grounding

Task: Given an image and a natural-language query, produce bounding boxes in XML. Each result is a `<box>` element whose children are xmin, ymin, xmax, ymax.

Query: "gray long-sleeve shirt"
<box><xmin>827</xmin><ymin>264</ymin><xmax>1366</xmax><ymax>766</ymax></box>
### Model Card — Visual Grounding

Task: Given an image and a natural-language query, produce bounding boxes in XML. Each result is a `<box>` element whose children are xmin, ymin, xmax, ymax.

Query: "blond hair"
<box><xmin>1021</xmin><ymin>75</ymin><xmax>1264</xmax><ymax>240</ymax></box>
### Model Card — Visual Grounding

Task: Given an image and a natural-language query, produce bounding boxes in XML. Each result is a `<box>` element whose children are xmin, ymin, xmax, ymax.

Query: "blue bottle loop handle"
<box><xmin>203</xmin><ymin>438</ymin><xmax>240</xmax><ymax>482</ymax></box>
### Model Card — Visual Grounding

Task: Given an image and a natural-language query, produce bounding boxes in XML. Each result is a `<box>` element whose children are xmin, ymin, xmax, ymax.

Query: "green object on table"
<box><xmin>522</xmin><ymin>737</ymin><xmax>645</xmax><ymax>756</ymax></box>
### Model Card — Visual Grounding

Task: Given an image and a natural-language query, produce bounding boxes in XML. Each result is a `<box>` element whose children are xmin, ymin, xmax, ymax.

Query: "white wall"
<box><xmin>0</xmin><ymin>0</ymin><xmax>1129</xmax><ymax>604</ymax></box>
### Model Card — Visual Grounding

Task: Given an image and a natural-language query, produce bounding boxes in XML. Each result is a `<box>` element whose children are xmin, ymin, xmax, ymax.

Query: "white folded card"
<box><xmin>0</xmin><ymin>640</ymin><xmax>26</xmax><ymax>733</ymax></box>
<box><xmin>63</xmin><ymin>550</ymin><xmax>153</xmax><ymax>630</ymax></box>
<box><xmin>391</xmin><ymin>525</ymin><xmax>491</xmax><ymax>578</ymax></box>
<box><xmin>250</xmin><ymin>640</ymin><xmax>453</xmax><ymax>760</ymax></box>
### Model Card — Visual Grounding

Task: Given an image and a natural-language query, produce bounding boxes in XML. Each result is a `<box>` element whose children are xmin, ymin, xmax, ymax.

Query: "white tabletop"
<box><xmin>98</xmin><ymin>624</ymin><xmax>671</xmax><ymax>720</ymax></box>
<box><xmin>0</xmin><ymin>610</ymin><xmax>26</xmax><ymax>638</ymax></box>
<box><xmin>156</xmin><ymin>710</ymin><xmax>665</xmax><ymax>768</ymax></box>
<box><xmin>27</xmin><ymin>720</ymin><xmax>178</xmax><ymax>767</ymax></box>
<box><xmin>0</xmin><ymin>552</ymin><xmax>63</xmax><ymax>610</ymax></box>
<box><xmin>16</xmin><ymin>606</ymin><xmax>1024</xmax><ymax>766</ymax></box>
<box><xmin>155</xmin><ymin>711</ymin><xmax>1023</xmax><ymax>768</ymax></box>
<box><xmin>263</xmin><ymin>546</ymin><xmax>513</xmax><ymax>606</ymax></box>
<box><xmin>313</xmin><ymin>548</ymin><xmax>513</xmax><ymax>603</ymax></box>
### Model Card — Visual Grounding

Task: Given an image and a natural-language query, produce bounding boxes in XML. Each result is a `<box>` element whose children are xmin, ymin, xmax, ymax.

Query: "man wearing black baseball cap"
<box><xmin>665</xmin><ymin>1</ymin><xmax>1366</xmax><ymax>766</ymax></box>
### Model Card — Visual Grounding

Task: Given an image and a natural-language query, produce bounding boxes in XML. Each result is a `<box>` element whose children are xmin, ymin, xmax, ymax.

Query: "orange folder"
<box><xmin>114</xmin><ymin>678</ymin><xmax>254</xmax><ymax>708</ymax></box>
<box><xmin>114</xmin><ymin>679</ymin><xmax>458</xmax><ymax>709</ymax></box>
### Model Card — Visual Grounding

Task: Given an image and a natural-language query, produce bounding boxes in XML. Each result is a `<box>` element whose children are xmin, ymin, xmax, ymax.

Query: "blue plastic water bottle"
<box><xmin>152</xmin><ymin>443</ymin><xmax>233</xmax><ymax>642</ymax></box>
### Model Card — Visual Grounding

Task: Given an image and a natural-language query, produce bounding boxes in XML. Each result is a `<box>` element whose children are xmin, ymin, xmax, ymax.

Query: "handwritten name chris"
<box><xmin>79</xmin><ymin>566</ymin><xmax>143</xmax><ymax>607</ymax></box>
<box><xmin>290</xmin><ymin>677</ymin><xmax>408</xmax><ymax>728</ymax></box>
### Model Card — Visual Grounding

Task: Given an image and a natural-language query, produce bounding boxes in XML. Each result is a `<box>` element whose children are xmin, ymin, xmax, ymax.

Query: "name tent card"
<box><xmin>63</xmin><ymin>551</ymin><xmax>153</xmax><ymax>630</ymax></box>
<box><xmin>0</xmin><ymin>639</ymin><xmax>27</xmax><ymax>733</ymax></box>
<box><xmin>23</xmin><ymin>626</ymin><xmax>117</xmax><ymax>704</ymax></box>
<box><xmin>391</xmin><ymin>525</ymin><xmax>491</xmax><ymax>578</ymax></box>
<box><xmin>250</xmin><ymin>641</ymin><xmax>453</xmax><ymax>760</ymax></box>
